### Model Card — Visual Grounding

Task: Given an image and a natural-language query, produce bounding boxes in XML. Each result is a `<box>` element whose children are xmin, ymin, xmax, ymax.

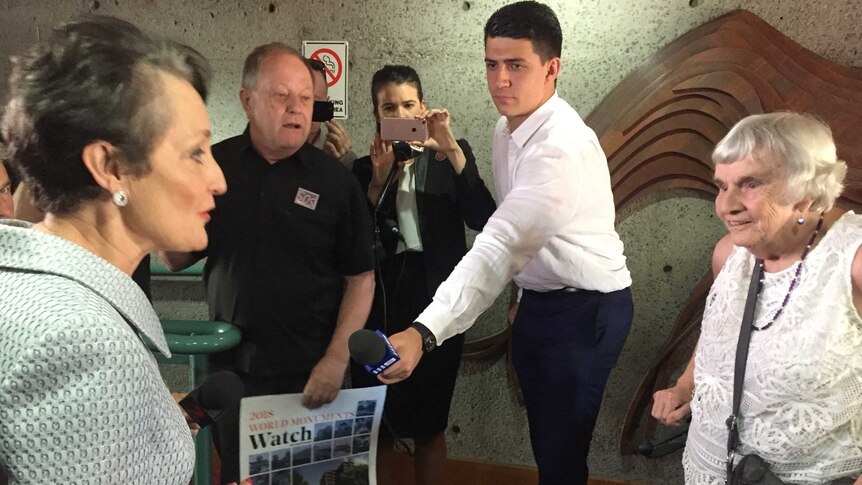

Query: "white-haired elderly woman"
<box><xmin>652</xmin><ymin>112</ymin><xmax>862</xmax><ymax>485</ymax></box>
<box><xmin>0</xmin><ymin>16</ymin><xmax>226</xmax><ymax>484</ymax></box>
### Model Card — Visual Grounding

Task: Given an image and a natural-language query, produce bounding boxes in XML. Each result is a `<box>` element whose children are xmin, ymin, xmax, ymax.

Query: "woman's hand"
<box><xmin>651</xmin><ymin>385</ymin><xmax>692</xmax><ymax>427</ymax></box>
<box><xmin>367</xmin><ymin>133</ymin><xmax>402</xmax><ymax>204</ymax></box>
<box><xmin>420</xmin><ymin>109</ymin><xmax>466</xmax><ymax>174</ymax></box>
<box><xmin>171</xmin><ymin>392</ymin><xmax>200</xmax><ymax>438</ymax></box>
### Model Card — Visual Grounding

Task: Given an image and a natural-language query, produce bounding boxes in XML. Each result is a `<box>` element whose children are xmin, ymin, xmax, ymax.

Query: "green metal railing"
<box><xmin>153</xmin><ymin>320</ymin><xmax>241</xmax><ymax>485</ymax></box>
<box><xmin>150</xmin><ymin>256</ymin><xmax>207</xmax><ymax>277</ymax></box>
<box><xmin>149</xmin><ymin>256</ymin><xmax>239</xmax><ymax>485</ymax></box>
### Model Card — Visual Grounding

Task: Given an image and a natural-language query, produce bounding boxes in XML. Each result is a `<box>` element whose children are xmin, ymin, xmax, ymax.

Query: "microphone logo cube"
<box><xmin>364</xmin><ymin>330</ymin><xmax>401</xmax><ymax>376</ymax></box>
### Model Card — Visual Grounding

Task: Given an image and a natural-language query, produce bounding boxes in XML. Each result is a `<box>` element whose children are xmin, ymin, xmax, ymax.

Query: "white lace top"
<box><xmin>684</xmin><ymin>212</ymin><xmax>862</xmax><ymax>485</ymax></box>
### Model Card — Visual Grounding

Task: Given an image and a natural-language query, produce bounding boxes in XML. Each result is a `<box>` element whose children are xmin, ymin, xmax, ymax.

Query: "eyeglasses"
<box><xmin>306</xmin><ymin>58</ymin><xmax>327</xmax><ymax>81</ymax></box>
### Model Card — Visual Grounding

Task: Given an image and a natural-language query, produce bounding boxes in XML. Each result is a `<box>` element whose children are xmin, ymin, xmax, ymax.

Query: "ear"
<box><xmin>545</xmin><ymin>57</ymin><xmax>561</xmax><ymax>85</ymax></box>
<box><xmin>239</xmin><ymin>88</ymin><xmax>254</xmax><ymax>118</ymax></box>
<box><xmin>420</xmin><ymin>99</ymin><xmax>428</xmax><ymax>112</ymax></box>
<box><xmin>793</xmin><ymin>197</ymin><xmax>816</xmax><ymax>214</ymax></box>
<box><xmin>80</xmin><ymin>141</ymin><xmax>123</xmax><ymax>193</ymax></box>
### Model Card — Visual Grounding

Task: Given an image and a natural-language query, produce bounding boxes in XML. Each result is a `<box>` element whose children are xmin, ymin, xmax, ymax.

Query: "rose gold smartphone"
<box><xmin>380</xmin><ymin>117</ymin><xmax>428</xmax><ymax>142</ymax></box>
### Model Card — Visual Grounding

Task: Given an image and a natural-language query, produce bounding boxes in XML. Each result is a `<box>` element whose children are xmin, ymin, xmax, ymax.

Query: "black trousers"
<box><xmin>512</xmin><ymin>287</ymin><xmax>633</xmax><ymax>485</ymax></box>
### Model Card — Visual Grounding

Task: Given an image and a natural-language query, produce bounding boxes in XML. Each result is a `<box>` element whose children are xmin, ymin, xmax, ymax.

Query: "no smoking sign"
<box><xmin>302</xmin><ymin>41</ymin><xmax>349</xmax><ymax>119</ymax></box>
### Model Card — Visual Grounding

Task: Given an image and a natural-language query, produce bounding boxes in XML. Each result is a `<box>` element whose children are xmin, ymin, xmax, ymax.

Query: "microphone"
<box><xmin>382</xmin><ymin>218</ymin><xmax>405</xmax><ymax>242</ymax></box>
<box><xmin>179</xmin><ymin>370</ymin><xmax>244</xmax><ymax>428</ymax></box>
<box><xmin>348</xmin><ymin>329</ymin><xmax>401</xmax><ymax>376</ymax></box>
<box><xmin>392</xmin><ymin>141</ymin><xmax>421</xmax><ymax>162</ymax></box>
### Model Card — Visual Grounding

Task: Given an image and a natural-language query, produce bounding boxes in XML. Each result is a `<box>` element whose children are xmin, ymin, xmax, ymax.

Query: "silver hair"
<box><xmin>712</xmin><ymin>112</ymin><xmax>846</xmax><ymax>212</ymax></box>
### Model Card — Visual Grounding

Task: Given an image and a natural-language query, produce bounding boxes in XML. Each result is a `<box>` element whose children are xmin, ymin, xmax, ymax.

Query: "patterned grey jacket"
<box><xmin>0</xmin><ymin>220</ymin><xmax>194</xmax><ymax>484</ymax></box>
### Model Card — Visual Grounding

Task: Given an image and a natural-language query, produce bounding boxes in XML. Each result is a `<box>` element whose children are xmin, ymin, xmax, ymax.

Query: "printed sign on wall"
<box><xmin>302</xmin><ymin>41</ymin><xmax>349</xmax><ymax>119</ymax></box>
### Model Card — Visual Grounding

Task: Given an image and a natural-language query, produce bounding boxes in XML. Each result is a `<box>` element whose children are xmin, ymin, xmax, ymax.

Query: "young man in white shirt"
<box><xmin>380</xmin><ymin>2</ymin><xmax>633</xmax><ymax>484</ymax></box>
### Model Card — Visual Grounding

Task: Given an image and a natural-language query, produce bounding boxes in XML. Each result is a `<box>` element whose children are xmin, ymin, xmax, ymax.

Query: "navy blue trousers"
<box><xmin>512</xmin><ymin>287</ymin><xmax>633</xmax><ymax>485</ymax></box>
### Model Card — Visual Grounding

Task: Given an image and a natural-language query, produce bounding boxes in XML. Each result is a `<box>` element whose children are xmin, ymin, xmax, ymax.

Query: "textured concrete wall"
<box><xmin>2</xmin><ymin>1</ymin><xmax>860</xmax><ymax>482</ymax></box>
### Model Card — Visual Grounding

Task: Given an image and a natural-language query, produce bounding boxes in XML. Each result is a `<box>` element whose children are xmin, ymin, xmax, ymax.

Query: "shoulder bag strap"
<box><xmin>726</xmin><ymin>258</ymin><xmax>763</xmax><ymax>482</ymax></box>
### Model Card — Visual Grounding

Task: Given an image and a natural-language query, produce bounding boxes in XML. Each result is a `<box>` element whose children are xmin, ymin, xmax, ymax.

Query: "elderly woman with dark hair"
<box><xmin>0</xmin><ymin>16</ymin><xmax>226</xmax><ymax>484</ymax></box>
<box><xmin>652</xmin><ymin>112</ymin><xmax>862</xmax><ymax>485</ymax></box>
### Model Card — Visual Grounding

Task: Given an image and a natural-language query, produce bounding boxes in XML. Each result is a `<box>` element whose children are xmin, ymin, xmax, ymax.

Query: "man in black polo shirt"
<box><xmin>163</xmin><ymin>43</ymin><xmax>375</xmax><ymax>480</ymax></box>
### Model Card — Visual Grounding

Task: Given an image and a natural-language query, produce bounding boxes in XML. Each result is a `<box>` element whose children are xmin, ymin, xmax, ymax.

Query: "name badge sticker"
<box><xmin>294</xmin><ymin>188</ymin><xmax>320</xmax><ymax>210</ymax></box>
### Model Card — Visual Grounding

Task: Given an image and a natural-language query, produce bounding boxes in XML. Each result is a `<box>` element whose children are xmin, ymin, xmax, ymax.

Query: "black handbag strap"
<box><xmin>726</xmin><ymin>258</ymin><xmax>764</xmax><ymax>482</ymax></box>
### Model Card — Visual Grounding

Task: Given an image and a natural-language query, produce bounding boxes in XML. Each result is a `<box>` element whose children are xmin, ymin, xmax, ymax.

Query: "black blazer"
<box><xmin>353</xmin><ymin>139</ymin><xmax>496</xmax><ymax>295</ymax></box>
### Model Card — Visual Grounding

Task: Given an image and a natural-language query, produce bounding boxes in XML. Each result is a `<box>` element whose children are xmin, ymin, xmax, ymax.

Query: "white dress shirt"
<box><xmin>416</xmin><ymin>93</ymin><xmax>631</xmax><ymax>343</ymax></box>
<box><xmin>395</xmin><ymin>160</ymin><xmax>423</xmax><ymax>253</ymax></box>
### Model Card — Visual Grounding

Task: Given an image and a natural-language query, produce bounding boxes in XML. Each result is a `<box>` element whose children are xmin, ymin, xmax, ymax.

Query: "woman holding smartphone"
<box><xmin>351</xmin><ymin>65</ymin><xmax>496</xmax><ymax>485</ymax></box>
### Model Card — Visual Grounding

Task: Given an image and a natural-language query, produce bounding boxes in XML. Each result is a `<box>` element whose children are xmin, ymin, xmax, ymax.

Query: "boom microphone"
<box><xmin>348</xmin><ymin>329</ymin><xmax>401</xmax><ymax>376</ymax></box>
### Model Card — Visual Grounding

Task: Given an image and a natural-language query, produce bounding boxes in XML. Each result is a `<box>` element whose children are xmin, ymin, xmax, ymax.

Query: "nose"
<box><xmin>395</xmin><ymin>106</ymin><xmax>410</xmax><ymax>119</ymax></box>
<box><xmin>716</xmin><ymin>187</ymin><xmax>741</xmax><ymax>217</ymax></box>
<box><xmin>206</xmin><ymin>154</ymin><xmax>227</xmax><ymax>196</ymax></box>
<box><xmin>286</xmin><ymin>95</ymin><xmax>300</xmax><ymax>114</ymax></box>
<box><xmin>0</xmin><ymin>194</ymin><xmax>12</xmax><ymax>219</ymax></box>
<box><xmin>493</xmin><ymin>66</ymin><xmax>511</xmax><ymax>89</ymax></box>
<box><xmin>284</xmin><ymin>92</ymin><xmax>305</xmax><ymax>115</ymax></box>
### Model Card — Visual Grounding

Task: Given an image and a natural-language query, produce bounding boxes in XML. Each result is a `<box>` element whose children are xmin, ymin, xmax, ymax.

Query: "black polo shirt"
<box><xmin>203</xmin><ymin>129</ymin><xmax>374</xmax><ymax>375</ymax></box>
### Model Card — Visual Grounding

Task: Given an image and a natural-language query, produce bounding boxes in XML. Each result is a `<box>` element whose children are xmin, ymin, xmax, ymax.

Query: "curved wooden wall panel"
<box><xmin>582</xmin><ymin>9</ymin><xmax>862</xmax><ymax>455</ymax></box>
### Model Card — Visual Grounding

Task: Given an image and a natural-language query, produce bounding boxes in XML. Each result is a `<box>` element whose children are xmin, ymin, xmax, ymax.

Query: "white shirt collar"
<box><xmin>509</xmin><ymin>92</ymin><xmax>560</xmax><ymax>148</ymax></box>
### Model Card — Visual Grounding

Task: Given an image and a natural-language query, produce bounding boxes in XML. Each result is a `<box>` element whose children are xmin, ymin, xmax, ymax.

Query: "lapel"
<box><xmin>0</xmin><ymin>220</ymin><xmax>170</xmax><ymax>357</ymax></box>
<box><xmin>413</xmin><ymin>149</ymin><xmax>431</xmax><ymax>233</ymax></box>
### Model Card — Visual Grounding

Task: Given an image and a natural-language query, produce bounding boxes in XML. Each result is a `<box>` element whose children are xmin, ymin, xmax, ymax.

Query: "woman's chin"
<box><xmin>163</xmin><ymin>234</ymin><xmax>208</xmax><ymax>253</ymax></box>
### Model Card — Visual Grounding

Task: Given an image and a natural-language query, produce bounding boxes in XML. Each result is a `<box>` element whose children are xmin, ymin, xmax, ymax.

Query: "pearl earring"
<box><xmin>112</xmin><ymin>190</ymin><xmax>129</xmax><ymax>207</ymax></box>
<box><xmin>797</xmin><ymin>217</ymin><xmax>805</xmax><ymax>225</ymax></box>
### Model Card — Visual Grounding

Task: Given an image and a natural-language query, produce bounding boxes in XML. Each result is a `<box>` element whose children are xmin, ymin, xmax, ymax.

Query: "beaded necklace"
<box><xmin>752</xmin><ymin>213</ymin><xmax>825</xmax><ymax>331</ymax></box>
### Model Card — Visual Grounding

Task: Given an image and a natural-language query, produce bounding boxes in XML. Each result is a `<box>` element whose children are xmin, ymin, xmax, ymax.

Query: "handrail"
<box><xmin>159</xmin><ymin>320</ymin><xmax>242</xmax><ymax>355</ymax></box>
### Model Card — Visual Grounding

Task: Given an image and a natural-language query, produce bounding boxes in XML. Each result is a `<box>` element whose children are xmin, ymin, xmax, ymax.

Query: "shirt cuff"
<box><xmin>415</xmin><ymin>300</ymin><xmax>459</xmax><ymax>345</ymax></box>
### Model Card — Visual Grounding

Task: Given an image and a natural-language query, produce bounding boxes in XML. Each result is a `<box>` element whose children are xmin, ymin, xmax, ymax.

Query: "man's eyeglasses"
<box><xmin>306</xmin><ymin>58</ymin><xmax>327</xmax><ymax>82</ymax></box>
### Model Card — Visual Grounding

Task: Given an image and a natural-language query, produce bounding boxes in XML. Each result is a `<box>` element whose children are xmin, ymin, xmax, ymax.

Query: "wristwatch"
<box><xmin>409</xmin><ymin>322</ymin><xmax>437</xmax><ymax>353</ymax></box>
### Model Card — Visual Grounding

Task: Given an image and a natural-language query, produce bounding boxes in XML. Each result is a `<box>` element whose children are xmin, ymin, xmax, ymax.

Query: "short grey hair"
<box><xmin>712</xmin><ymin>112</ymin><xmax>846</xmax><ymax>212</ymax></box>
<box><xmin>241</xmin><ymin>43</ymin><xmax>309</xmax><ymax>91</ymax></box>
<box><xmin>2</xmin><ymin>15</ymin><xmax>210</xmax><ymax>215</ymax></box>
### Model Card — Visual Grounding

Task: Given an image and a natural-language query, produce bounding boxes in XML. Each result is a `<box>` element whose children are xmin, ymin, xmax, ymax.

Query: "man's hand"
<box><xmin>302</xmin><ymin>355</ymin><xmax>347</xmax><ymax>409</ymax></box>
<box><xmin>324</xmin><ymin>120</ymin><xmax>352</xmax><ymax>159</ymax></box>
<box><xmin>651</xmin><ymin>385</ymin><xmax>692</xmax><ymax>427</ymax></box>
<box><xmin>508</xmin><ymin>302</ymin><xmax>519</xmax><ymax>326</ymax></box>
<box><xmin>377</xmin><ymin>327</ymin><xmax>424</xmax><ymax>384</ymax></box>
